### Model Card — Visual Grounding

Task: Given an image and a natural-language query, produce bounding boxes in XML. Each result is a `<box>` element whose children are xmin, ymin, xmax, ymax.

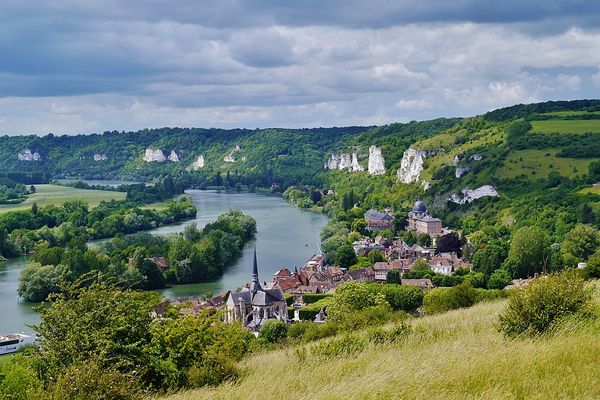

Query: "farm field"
<box><xmin>0</xmin><ymin>184</ymin><xmax>126</xmax><ymax>214</ymax></box>
<box><xmin>497</xmin><ymin>149</ymin><xmax>593</xmax><ymax>179</ymax></box>
<box><xmin>530</xmin><ymin>119</ymin><xmax>600</xmax><ymax>134</ymax></box>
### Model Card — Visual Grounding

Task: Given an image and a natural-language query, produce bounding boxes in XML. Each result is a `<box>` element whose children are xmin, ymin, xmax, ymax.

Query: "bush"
<box><xmin>309</xmin><ymin>334</ymin><xmax>365</xmax><ymax>359</ymax></box>
<box><xmin>0</xmin><ymin>356</ymin><xmax>43</xmax><ymax>400</ymax></box>
<box><xmin>47</xmin><ymin>361</ymin><xmax>140</xmax><ymax>400</ymax></box>
<box><xmin>287</xmin><ymin>321</ymin><xmax>313</xmax><ymax>340</ymax></box>
<box><xmin>487</xmin><ymin>268</ymin><xmax>512</xmax><ymax>289</ymax></box>
<box><xmin>585</xmin><ymin>252</ymin><xmax>600</xmax><ymax>279</ymax></box>
<box><xmin>366</xmin><ymin>284</ymin><xmax>424</xmax><ymax>312</ymax></box>
<box><xmin>499</xmin><ymin>270</ymin><xmax>593</xmax><ymax>337</ymax></box>
<box><xmin>258</xmin><ymin>319</ymin><xmax>288</xmax><ymax>343</ymax></box>
<box><xmin>423</xmin><ymin>282</ymin><xmax>478</xmax><ymax>314</ymax></box>
<box><xmin>302</xmin><ymin>293</ymin><xmax>333</xmax><ymax>304</ymax></box>
<box><xmin>186</xmin><ymin>352</ymin><xmax>240</xmax><ymax>388</ymax></box>
<box><xmin>298</xmin><ymin>298</ymin><xmax>333</xmax><ymax>321</ymax></box>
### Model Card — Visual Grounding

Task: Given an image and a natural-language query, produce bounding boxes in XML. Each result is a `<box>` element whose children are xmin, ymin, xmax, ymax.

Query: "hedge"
<box><xmin>366</xmin><ymin>284</ymin><xmax>424</xmax><ymax>312</ymax></box>
<box><xmin>302</xmin><ymin>293</ymin><xmax>333</xmax><ymax>304</ymax></box>
<box><xmin>298</xmin><ymin>298</ymin><xmax>333</xmax><ymax>321</ymax></box>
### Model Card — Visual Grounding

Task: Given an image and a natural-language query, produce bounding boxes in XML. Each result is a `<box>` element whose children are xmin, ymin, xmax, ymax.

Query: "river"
<box><xmin>0</xmin><ymin>190</ymin><xmax>328</xmax><ymax>334</ymax></box>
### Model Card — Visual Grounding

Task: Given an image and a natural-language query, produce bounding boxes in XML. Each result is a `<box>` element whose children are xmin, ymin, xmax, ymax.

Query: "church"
<box><xmin>407</xmin><ymin>200</ymin><xmax>443</xmax><ymax>237</ymax></box>
<box><xmin>225</xmin><ymin>248</ymin><xmax>288</xmax><ymax>332</ymax></box>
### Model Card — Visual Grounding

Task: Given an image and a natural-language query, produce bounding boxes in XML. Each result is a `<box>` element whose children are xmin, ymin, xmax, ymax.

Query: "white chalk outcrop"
<box><xmin>143</xmin><ymin>148</ymin><xmax>167</xmax><ymax>162</ymax></box>
<box><xmin>188</xmin><ymin>155</ymin><xmax>205</xmax><ymax>171</ymax></box>
<box><xmin>325</xmin><ymin>152</ymin><xmax>364</xmax><ymax>172</ymax></box>
<box><xmin>449</xmin><ymin>185</ymin><xmax>499</xmax><ymax>204</ymax></box>
<box><xmin>397</xmin><ymin>148</ymin><xmax>427</xmax><ymax>183</ymax></box>
<box><xmin>455</xmin><ymin>166</ymin><xmax>471</xmax><ymax>178</ymax></box>
<box><xmin>93</xmin><ymin>153</ymin><xmax>108</xmax><ymax>161</ymax></box>
<box><xmin>368</xmin><ymin>146</ymin><xmax>385</xmax><ymax>175</ymax></box>
<box><xmin>18</xmin><ymin>149</ymin><xmax>41</xmax><ymax>161</ymax></box>
<box><xmin>168</xmin><ymin>150</ymin><xmax>180</xmax><ymax>162</ymax></box>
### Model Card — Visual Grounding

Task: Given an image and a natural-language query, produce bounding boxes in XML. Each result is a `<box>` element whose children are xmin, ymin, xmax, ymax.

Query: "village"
<box><xmin>154</xmin><ymin>200</ymin><xmax>507</xmax><ymax>334</ymax></box>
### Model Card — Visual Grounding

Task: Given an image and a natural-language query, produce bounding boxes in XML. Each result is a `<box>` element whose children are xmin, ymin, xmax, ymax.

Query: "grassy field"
<box><xmin>496</xmin><ymin>149</ymin><xmax>593</xmax><ymax>179</ymax></box>
<box><xmin>162</xmin><ymin>290</ymin><xmax>600</xmax><ymax>400</ymax></box>
<box><xmin>579</xmin><ymin>186</ymin><xmax>600</xmax><ymax>195</ymax></box>
<box><xmin>0</xmin><ymin>184</ymin><xmax>126</xmax><ymax>214</ymax></box>
<box><xmin>530</xmin><ymin>120</ymin><xmax>600</xmax><ymax>134</ymax></box>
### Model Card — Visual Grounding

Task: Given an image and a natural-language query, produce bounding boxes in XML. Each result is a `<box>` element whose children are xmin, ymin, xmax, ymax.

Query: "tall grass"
<box><xmin>161</xmin><ymin>289</ymin><xmax>600</xmax><ymax>400</ymax></box>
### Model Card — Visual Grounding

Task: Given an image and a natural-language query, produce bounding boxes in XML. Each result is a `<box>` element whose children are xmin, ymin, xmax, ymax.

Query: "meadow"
<box><xmin>497</xmin><ymin>149</ymin><xmax>593</xmax><ymax>179</ymax></box>
<box><xmin>530</xmin><ymin>119</ymin><xmax>600</xmax><ymax>134</ymax></box>
<box><xmin>0</xmin><ymin>184</ymin><xmax>126</xmax><ymax>214</ymax></box>
<box><xmin>163</xmin><ymin>287</ymin><xmax>600</xmax><ymax>400</ymax></box>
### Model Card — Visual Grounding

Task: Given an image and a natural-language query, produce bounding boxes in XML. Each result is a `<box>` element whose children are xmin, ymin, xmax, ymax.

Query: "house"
<box><xmin>429</xmin><ymin>255</ymin><xmax>454</xmax><ymax>276</ymax></box>
<box><xmin>364</xmin><ymin>209</ymin><xmax>394</xmax><ymax>231</ymax></box>
<box><xmin>407</xmin><ymin>200</ymin><xmax>443</xmax><ymax>237</ymax></box>
<box><xmin>225</xmin><ymin>249</ymin><xmax>288</xmax><ymax>332</ymax></box>
<box><xmin>352</xmin><ymin>239</ymin><xmax>386</xmax><ymax>256</ymax></box>
<box><xmin>373</xmin><ymin>261</ymin><xmax>396</xmax><ymax>282</ymax></box>
<box><xmin>401</xmin><ymin>279</ymin><xmax>435</xmax><ymax>290</ymax></box>
<box><xmin>304</xmin><ymin>254</ymin><xmax>325</xmax><ymax>272</ymax></box>
<box><xmin>348</xmin><ymin>267</ymin><xmax>376</xmax><ymax>282</ymax></box>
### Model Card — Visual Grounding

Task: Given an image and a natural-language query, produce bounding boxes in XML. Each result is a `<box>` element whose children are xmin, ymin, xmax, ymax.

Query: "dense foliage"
<box><xmin>18</xmin><ymin>210</ymin><xmax>256</xmax><ymax>301</ymax></box>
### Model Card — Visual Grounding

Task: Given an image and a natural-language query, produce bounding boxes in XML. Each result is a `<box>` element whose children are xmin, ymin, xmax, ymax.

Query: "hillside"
<box><xmin>2</xmin><ymin>100</ymin><xmax>599</xmax><ymax>238</ymax></box>
<box><xmin>163</xmin><ymin>291</ymin><xmax>600</xmax><ymax>400</ymax></box>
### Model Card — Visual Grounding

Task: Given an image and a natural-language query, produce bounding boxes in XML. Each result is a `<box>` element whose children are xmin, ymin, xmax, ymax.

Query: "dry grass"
<box><xmin>161</xmin><ymin>292</ymin><xmax>600</xmax><ymax>400</ymax></box>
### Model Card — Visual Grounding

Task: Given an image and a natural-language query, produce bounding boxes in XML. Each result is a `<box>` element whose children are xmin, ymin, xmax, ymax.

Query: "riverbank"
<box><xmin>0</xmin><ymin>190</ymin><xmax>329</xmax><ymax>334</ymax></box>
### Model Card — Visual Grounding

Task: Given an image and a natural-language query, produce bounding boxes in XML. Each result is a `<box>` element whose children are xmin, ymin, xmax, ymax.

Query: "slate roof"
<box><xmin>229</xmin><ymin>288</ymin><xmax>285</xmax><ymax>307</ymax></box>
<box><xmin>364</xmin><ymin>209</ymin><xmax>393</xmax><ymax>221</ymax></box>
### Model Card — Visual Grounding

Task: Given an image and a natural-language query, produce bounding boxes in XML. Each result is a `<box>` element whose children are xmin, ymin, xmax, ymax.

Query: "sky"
<box><xmin>2</xmin><ymin>0</ymin><xmax>600</xmax><ymax>135</ymax></box>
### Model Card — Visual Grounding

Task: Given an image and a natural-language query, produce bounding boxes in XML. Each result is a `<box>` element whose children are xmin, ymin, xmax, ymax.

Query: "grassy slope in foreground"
<box><xmin>165</xmin><ymin>294</ymin><xmax>600</xmax><ymax>400</ymax></box>
<box><xmin>0</xmin><ymin>184</ymin><xmax>126</xmax><ymax>214</ymax></box>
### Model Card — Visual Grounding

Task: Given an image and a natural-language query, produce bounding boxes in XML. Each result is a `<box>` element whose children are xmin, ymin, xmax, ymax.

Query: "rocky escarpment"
<box><xmin>93</xmin><ymin>153</ymin><xmax>108</xmax><ymax>161</ymax></box>
<box><xmin>143</xmin><ymin>148</ymin><xmax>167</xmax><ymax>162</ymax></box>
<box><xmin>18</xmin><ymin>149</ymin><xmax>42</xmax><ymax>161</ymax></box>
<box><xmin>188</xmin><ymin>155</ymin><xmax>205</xmax><ymax>171</ymax></box>
<box><xmin>325</xmin><ymin>152</ymin><xmax>364</xmax><ymax>172</ymax></box>
<box><xmin>368</xmin><ymin>146</ymin><xmax>385</xmax><ymax>175</ymax></box>
<box><xmin>168</xmin><ymin>151</ymin><xmax>180</xmax><ymax>163</ymax></box>
<box><xmin>224</xmin><ymin>145</ymin><xmax>241</xmax><ymax>163</ymax></box>
<box><xmin>397</xmin><ymin>148</ymin><xmax>427</xmax><ymax>183</ymax></box>
<box><xmin>449</xmin><ymin>185</ymin><xmax>499</xmax><ymax>204</ymax></box>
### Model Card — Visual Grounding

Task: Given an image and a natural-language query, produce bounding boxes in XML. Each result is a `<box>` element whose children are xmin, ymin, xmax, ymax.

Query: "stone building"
<box><xmin>364</xmin><ymin>209</ymin><xmax>394</xmax><ymax>231</ymax></box>
<box><xmin>225</xmin><ymin>249</ymin><xmax>288</xmax><ymax>332</ymax></box>
<box><xmin>407</xmin><ymin>200</ymin><xmax>442</xmax><ymax>237</ymax></box>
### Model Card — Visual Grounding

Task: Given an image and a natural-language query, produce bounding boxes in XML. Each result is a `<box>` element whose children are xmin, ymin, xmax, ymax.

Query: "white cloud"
<box><xmin>395</xmin><ymin>99</ymin><xmax>432</xmax><ymax>109</ymax></box>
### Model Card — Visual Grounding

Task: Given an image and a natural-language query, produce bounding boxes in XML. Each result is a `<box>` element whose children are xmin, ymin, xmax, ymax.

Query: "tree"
<box><xmin>258</xmin><ymin>319</ymin><xmax>288</xmax><ymax>343</ymax></box>
<box><xmin>412</xmin><ymin>258</ymin><xmax>431</xmax><ymax>272</ymax></box>
<box><xmin>138</xmin><ymin>259</ymin><xmax>166</xmax><ymax>290</ymax></box>
<box><xmin>504</xmin><ymin>226</ymin><xmax>551</xmax><ymax>278</ymax></box>
<box><xmin>435</xmin><ymin>233</ymin><xmax>462</xmax><ymax>256</ymax></box>
<box><xmin>589</xmin><ymin>160</ymin><xmax>600</xmax><ymax>182</ymax></box>
<box><xmin>487</xmin><ymin>268</ymin><xmax>512</xmax><ymax>289</ymax></box>
<box><xmin>351</xmin><ymin>219</ymin><xmax>367</xmax><ymax>235</ymax></box>
<box><xmin>31</xmin><ymin>202</ymin><xmax>38</xmax><ymax>215</ymax></box>
<box><xmin>416</xmin><ymin>233</ymin><xmax>432</xmax><ymax>247</ymax></box>
<box><xmin>471</xmin><ymin>243</ymin><xmax>507</xmax><ymax>278</ymax></box>
<box><xmin>367</xmin><ymin>249</ymin><xmax>385</xmax><ymax>265</ymax></box>
<box><xmin>385</xmin><ymin>269</ymin><xmax>401</xmax><ymax>284</ymax></box>
<box><xmin>327</xmin><ymin>281</ymin><xmax>389</xmax><ymax>322</ymax></box>
<box><xmin>336</xmin><ymin>245</ymin><xmax>357</xmax><ymax>269</ymax></box>
<box><xmin>585</xmin><ymin>251</ymin><xmax>600</xmax><ymax>279</ymax></box>
<box><xmin>29</xmin><ymin>185</ymin><xmax>36</xmax><ymax>193</ymax></box>
<box><xmin>561</xmin><ymin>224</ymin><xmax>600</xmax><ymax>266</ymax></box>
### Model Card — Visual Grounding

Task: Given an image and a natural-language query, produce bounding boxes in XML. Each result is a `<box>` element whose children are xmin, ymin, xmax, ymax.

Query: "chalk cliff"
<box><xmin>368</xmin><ymin>146</ymin><xmax>385</xmax><ymax>175</ymax></box>
<box><xmin>18</xmin><ymin>149</ymin><xmax>41</xmax><ymax>161</ymax></box>
<box><xmin>188</xmin><ymin>155</ymin><xmax>205</xmax><ymax>171</ymax></box>
<box><xmin>449</xmin><ymin>185</ymin><xmax>499</xmax><ymax>204</ymax></box>
<box><xmin>143</xmin><ymin>148</ymin><xmax>167</xmax><ymax>162</ymax></box>
<box><xmin>397</xmin><ymin>148</ymin><xmax>427</xmax><ymax>183</ymax></box>
<box><xmin>94</xmin><ymin>153</ymin><xmax>108</xmax><ymax>161</ymax></box>
<box><xmin>168</xmin><ymin>151</ymin><xmax>180</xmax><ymax>162</ymax></box>
<box><xmin>325</xmin><ymin>152</ymin><xmax>364</xmax><ymax>172</ymax></box>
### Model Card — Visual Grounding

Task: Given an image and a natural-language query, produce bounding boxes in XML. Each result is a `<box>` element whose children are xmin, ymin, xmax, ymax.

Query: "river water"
<box><xmin>0</xmin><ymin>190</ymin><xmax>328</xmax><ymax>334</ymax></box>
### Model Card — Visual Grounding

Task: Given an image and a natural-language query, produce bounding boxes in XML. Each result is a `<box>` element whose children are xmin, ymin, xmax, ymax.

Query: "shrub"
<box><xmin>366</xmin><ymin>284</ymin><xmax>424</xmax><ymax>312</ymax></box>
<box><xmin>584</xmin><ymin>251</ymin><xmax>600</xmax><ymax>279</ymax></box>
<box><xmin>284</xmin><ymin>293</ymin><xmax>294</xmax><ymax>306</ymax></box>
<box><xmin>47</xmin><ymin>361</ymin><xmax>140</xmax><ymax>400</ymax></box>
<box><xmin>302</xmin><ymin>293</ymin><xmax>333</xmax><ymax>304</ymax></box>
<box><xmin>258</xmin><ymin>319</ymin><xmax>288</xmax><ymax>343</ymax></box>
<box><xmin>488</xmin><ymin>268</ymin><xmax>513</xmax><ymax>289</ymax></box>
<box><xmin>423</xmin><ymin>282</ymin><xmax>478</xmax><ymax>314</ymax></box>
<box><xmin>300</xmin><ymin>322</ymin><xmax>340</xmax><ymax>342</ymax></box>
<box><xmin>186</xmin><ymin>352</ymin><xmax>240</xmax><ymax>388</ymax></box>
<box><xmin>366</xmin><ymin>322</ymin><xmax>411</xmax><ymax>345</ymax></box>
<box><xmin>499</xmin><ymin>270</ymin><xmax>593</xmax><ymax>337</ymax></box>
<box><xmin>298</xmin><ymin>298</ymin><xmax>333</xmax><ymax>321</ymax></box>
<box><xmin>0</xmin><ymin>356</ymin><xmax>43</xmax><ymax>400</ymax></box>
<box><xmin>287</xmin><ymin>321</ymin><xmax>313</xmax><ymax>340</ymax></box>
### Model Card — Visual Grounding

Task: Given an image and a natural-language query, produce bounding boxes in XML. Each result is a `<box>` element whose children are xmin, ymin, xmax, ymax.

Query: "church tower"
<box><xmin>250</xmin><ymin>247</ymin><xmax>262</xmax><ymax>296</ymax></box>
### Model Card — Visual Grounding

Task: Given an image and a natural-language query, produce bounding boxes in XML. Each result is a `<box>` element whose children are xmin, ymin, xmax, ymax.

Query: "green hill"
<box><xmin>162</xmin><ymin>288</ymin><xmax>600</xmax><ymax>400</ymax></box>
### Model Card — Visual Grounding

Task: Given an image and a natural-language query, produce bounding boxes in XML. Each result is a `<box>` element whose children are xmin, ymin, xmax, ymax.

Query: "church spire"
<box><xmin>250</xmin><ymin>246</ymin><xmax>262</xmax><ymax>295</ymax></box>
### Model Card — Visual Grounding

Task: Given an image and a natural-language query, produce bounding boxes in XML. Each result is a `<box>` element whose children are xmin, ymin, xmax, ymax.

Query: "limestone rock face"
<box><xmin>143</xmin><ymin>148</ymin><xmax>166</xmax><ymax>162</ymax></box>
<box><xmin>368</xmin><ymin>146</ymin><xmax>385</xmax><ymax>175</ymax></box>
<box><xmin>168</xmin><ymin>150</ymin><xmax>180</xmax><ymax>162</ymax></box>
<box><xmin>455</xmin><ymin>166</ymin><xmax>471</xmax><ymax>178</ymax></box>
<box><xmin>397</xmin><ymin>148</ymin><xmax>427</xmax><ymax>183</ymax></box>
<box><xmin>93</xmin><ymin>153</ymin><xmax>107</xmax><ymax>161</ymax></box>
<box><xmin>188</xmin><ymin>155</ymin><xmax>205</xmax><ymax>171</ymax></box>
<box><xmin>449</xmin><ymin>185</ymin><xmax>499</xmax><ymax>204</ymax></box>
<box><xmin>18</xmin><ymin>149</ymin><xmax>41</xmax><ymax>161</ymax></box>
<box><xmin>325</xmin><ymin>152</ymin><xmax>364</xmax><ymax>172</ymax></box>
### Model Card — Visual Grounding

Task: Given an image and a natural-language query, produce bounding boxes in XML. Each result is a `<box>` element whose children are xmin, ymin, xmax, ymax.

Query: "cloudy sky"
<box><xmin>2</xmin><ymin>1</ymin><xmax>600</xmax><ymax>135</ymax></box>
